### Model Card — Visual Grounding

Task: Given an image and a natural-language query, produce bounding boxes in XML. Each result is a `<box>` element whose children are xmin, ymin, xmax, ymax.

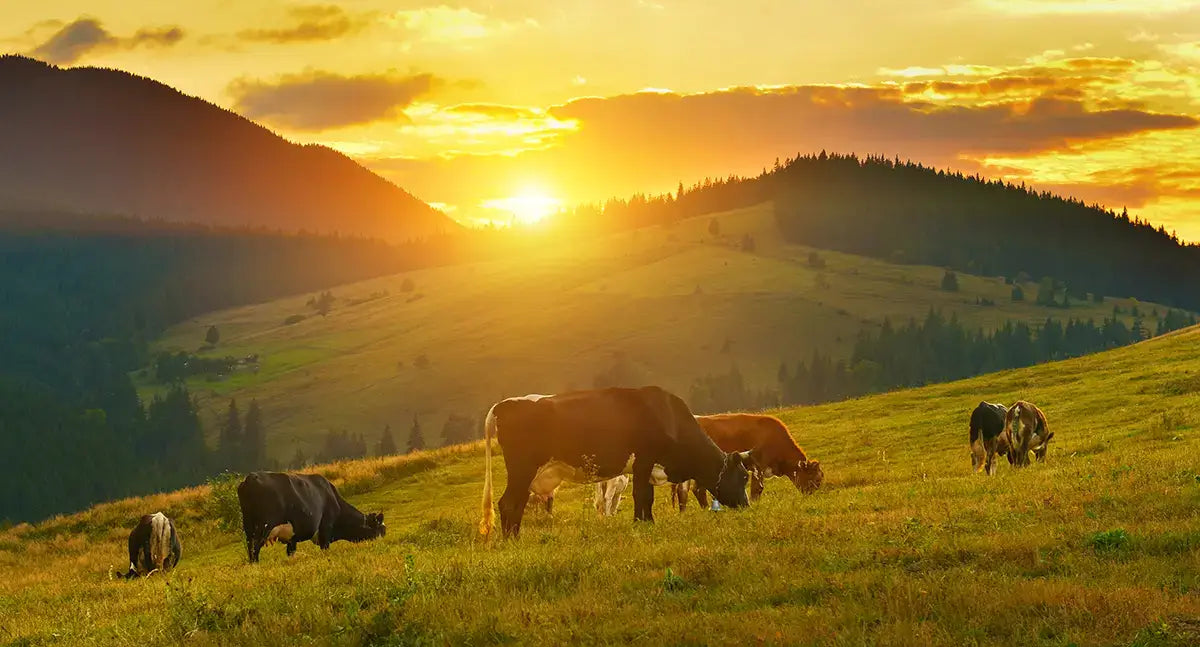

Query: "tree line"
<box><xmin>291</xmin><ymin>413</ymin><xmax>481</xmax><ymax>468</ymax></box>
<box><xmin>556</xmin><ymin>153</ymin><xmax>1200</xmax><ymax>312</ymax></box>
<box><xmin>0</xmin><ymin>214</ymin><xmax>484</xmax><ymax>523</ymax></box>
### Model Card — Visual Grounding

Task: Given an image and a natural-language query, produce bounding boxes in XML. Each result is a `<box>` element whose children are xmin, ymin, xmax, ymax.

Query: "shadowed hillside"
<box><xmin>0</xmin><ymin>55</ymin><xmax>452</xmax><ymax>242</ymax></box>
<box><xmin>3</xmin><ymin>324</ymin><xmax>1198</xmax><ymax>645</ymax></box>
<box><xmin>153</xmin><ymin>203</ymin><xmax>1187</xmax><ymax>463</ymax></box>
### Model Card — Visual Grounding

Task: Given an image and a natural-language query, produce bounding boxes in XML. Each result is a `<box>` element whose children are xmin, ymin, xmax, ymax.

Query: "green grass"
<box><xmin>4</xmin><ymin>324</ymin><xmax>1200</xmax><ymax>645</ymax></box>
<box><xmin>147</xmin><ymin>202</ymin><xmax>1162</xmax><ymax>460</ymax></box>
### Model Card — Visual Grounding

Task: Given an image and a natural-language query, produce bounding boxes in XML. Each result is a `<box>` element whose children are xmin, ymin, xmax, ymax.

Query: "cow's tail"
<box><xmin>149</xmin><ymin>512</ymin><xmax>171</xmax><ymax>573</ymax></box>
<box><xmin>479</xmin><ymin>404</ymin><xmax>499</xmax><ymax>537</ymax></box>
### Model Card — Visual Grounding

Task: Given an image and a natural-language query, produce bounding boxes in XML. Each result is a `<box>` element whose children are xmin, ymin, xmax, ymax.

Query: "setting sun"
<box><xmin>480</xmin><ymin>190</ymin><xmax>561</xmax><ymax>225</ymax></box>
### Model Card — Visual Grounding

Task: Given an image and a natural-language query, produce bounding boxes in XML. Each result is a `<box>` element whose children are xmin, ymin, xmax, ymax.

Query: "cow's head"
<box><xmin>365</xmin><ymin>512</ymin><xmax>386</xmax><ymax>538</ymax></box>
<box><xmin>790</xmin><ymin>459</ymin><xmax>824</xmax><ymax>494</ymax></box>
<box><xmin>714</xmin><ymin>451</ymin><xmax>753</xmax><ymax>508</ymax></box>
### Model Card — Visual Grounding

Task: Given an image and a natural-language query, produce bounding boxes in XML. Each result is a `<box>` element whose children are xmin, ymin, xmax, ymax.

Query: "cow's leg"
<box><xmin>286</xmin><ymin>538</ymin><xmax>299</xmax><ymax>557</ymax></box>
<box><xmin>544</xmin><ymin>494</ymin><xmax>554</xmax><ymax>515</ymax></box>
<box><xmin>499</xmin><ymin>462</ymin><xmax>537</xmax><ymax>538</ymax></box>
<box><xmin>750</xmin><ymin>468</ymin><xmax>765</xmax><ymax>501</ymax></box>
<box><xmin>632</xmin><ymin>456</ymin><xmax>655</xmax><ymax>522</ymax></box>
<box><xmin>983</xmin><ymin>437</ymin><xmax>998</xmax><ymax>476</ymax></box>
<box><xmin>692</xmin><ymin>487</ymin><xmax>709</xmax><ymax>510</ymax></box>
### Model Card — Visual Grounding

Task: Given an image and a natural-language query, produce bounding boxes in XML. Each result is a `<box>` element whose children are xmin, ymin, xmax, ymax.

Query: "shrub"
<box><xmin>807</xmin><ymin>251</ymin><xmax>826</xmax><ymax>269</ymax></box>
<box><xmin>204</xmin><ymin>471</ymin><xmax>244</xmax><ymax>534</ymax></box>
<box><xmin>1089</xmin><ymin>528</ymin><xmax>1131</xmax><ymax>552</ymax></box>
<box><xmin>940</xmin><ymin>270</ymin><xmax>959</xmax><ymax>292</ymax></box>
<box><xmin>283</xmin><ymin>314</ymin><xmax>305</xmax><ymax>325</ymax></box>
<box><xmin>400</xmin><ymin>277</ymin><xmax>415</xmax><ymax>293</ymax></box>
<box><xmin>707</xmin><ymin>218</ymin><xmax>720</xmax><ymax>237</ymax></box>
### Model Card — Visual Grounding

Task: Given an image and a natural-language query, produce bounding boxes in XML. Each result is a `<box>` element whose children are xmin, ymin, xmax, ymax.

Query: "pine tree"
<box><xmin>242</xmin><ymin>400</ymin><xmax>265</xmax><ymax>470</ymax></box>
<box><xmin>377</xmin><ymin>424</ymin><xmax>397</xmax><ymax>456</ymax></box>
<box><xmin>407</xmin><ymin>414</ymin><xmax>426</xmax><ymax>453</ymax></box>
<box><xmin>218</xmin><ymin>399</ymin><xmax>242</xmax><ymax>469</ymax></box>
<box><xmin>205</xmin><ymin>325</ymin><xmax>220</xmax><ymax>346</ymax></box>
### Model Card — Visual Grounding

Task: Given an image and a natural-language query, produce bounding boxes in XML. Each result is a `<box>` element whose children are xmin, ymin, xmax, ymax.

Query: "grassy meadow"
<box><xmin>147</xmin><ymin>202</ymin><xmax>1164</xmax><ymax>460</ymax></box>
<box><xmin>3</xmin><ymin>324</ymin><xmax>1199</xmax><ymax>646</ymax></box>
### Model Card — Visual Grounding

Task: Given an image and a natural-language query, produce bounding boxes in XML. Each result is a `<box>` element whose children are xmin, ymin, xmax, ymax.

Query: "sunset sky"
<box><xmin>3</xmin><ymin>1</ymin><xmax>1200</xmax><ymax>237</ymax></box>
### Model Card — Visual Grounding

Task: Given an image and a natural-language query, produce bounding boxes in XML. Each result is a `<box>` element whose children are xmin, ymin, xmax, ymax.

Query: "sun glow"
<box><xmin>480</xmin><ymin>190</ymin><xmax>562</xmax><ymax>225</ymax></box>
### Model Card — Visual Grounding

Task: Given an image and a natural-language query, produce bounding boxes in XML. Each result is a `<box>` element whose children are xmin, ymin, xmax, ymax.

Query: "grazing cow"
<box><xmin>696</xmin><ymin>413</ymin><xmax>824</xmax><ymax>500</ymax></box>
<box><xmin>237</xmin><ymin>471</ymin><xmax>386</xmax><ymax>563</ymax></box>
<box><xmin>479</xmin><ymin>387</ymin><xmax>753</xmax><ymax>538</ymax></box>
<box><xmin>969</xmin><ymin>401</ymin><xmax>1014</xmax><ymax>475</ymax></box>
<box><xmin>1005</xmin><ymin>401</ymin><xmax>1053</xmax><ymax>467</ymax></box>
<box><xmin>124</xmin><ymin>512</ymin><xmax>181</xmax><ymax>579</ymax></box>
<box><xmin>594</xmin><ymin>475</ymin><xmax>629</xmax><ymax>516</ymax></box>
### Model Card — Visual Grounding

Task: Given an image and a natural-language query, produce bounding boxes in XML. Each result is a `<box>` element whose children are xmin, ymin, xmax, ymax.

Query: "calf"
<box><xmin>594</xmin><ymin>475</ymin><xmax>629</xmax><ymax>516</ymax></box>
<box><xmin>696</xmin><ymin>413</ymin><xmax>823</xmax><ymax>500</ymax></box>
<box><xmin>124</xmin><ymin>512</ymin><xmax>181</xmax><ymax>579</ymax></box>
<box><xmin>237</xmin><ymin>471</ymin><xmax>386</xmax><ymax>562</ymax></box>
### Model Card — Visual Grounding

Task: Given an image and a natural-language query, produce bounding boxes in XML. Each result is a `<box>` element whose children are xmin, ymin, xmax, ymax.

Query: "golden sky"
<box><xmin>3</xmin><ymin>1</ymin><xmax>1200</xmax><ymax>237</ymax></box>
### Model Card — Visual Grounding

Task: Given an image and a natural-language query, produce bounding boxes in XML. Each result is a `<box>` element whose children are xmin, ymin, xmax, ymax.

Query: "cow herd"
<box><xmin>121</xmin><ymin>386</ymin><xmax>1052</xmax><ymax>578</ymax></box>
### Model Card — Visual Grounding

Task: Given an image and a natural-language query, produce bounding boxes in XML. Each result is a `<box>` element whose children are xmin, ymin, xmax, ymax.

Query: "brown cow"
<box><xmin>479</xmin><ymin>387</ymin><xmax>753</xmax><ymax>538</ymax></box>
<box><xmin>1004</xmin><ymin>401</ymin><xmax>1053</xmax><ymax>467</ymax></box>
<box><xmin>696</xmin><ymin>413</ymin><xmax>823</xmax><ymax>500</ymax></box>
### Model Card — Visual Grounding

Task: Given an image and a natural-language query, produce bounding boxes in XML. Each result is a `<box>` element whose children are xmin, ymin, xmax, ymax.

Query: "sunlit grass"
<box><xmin>4</xmin><ymin>326</ymin><xmax>1200</xmax><ymax>645</ymax></box>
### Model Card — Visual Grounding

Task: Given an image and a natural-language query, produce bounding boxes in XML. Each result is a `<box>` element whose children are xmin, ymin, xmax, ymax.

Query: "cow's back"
<box><xmin>971</xmin><ymin>402</ymin><xmax>1007</xmax><ymax>440</ymax></box>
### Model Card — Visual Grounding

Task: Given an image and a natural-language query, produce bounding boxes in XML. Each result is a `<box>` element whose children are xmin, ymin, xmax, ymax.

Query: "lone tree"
<box><xmin>205</xmin><ymin>325</ymin><xmax>220</xmax><ymax>346</ymax></box>
<box><xmin>407</xmin><ymin>414</ymin><xmax>426</xmax><ymax>453</ymax></box>
<box><xmin>708</xmin><ymin>217</ymin><xmax>720</xmax><ymax>237</ymax></box>
<box><xmin>218</xmin><ymin>399</ymin><xmax>242</xmax><ymax>469</ymax></box>
<box><xmin>377</xmin><ymin>424</ymin><xmax>397</xmax><ymax>456</ymax></box>
<box><xmin>940</xmin><ymin>270</ymin><xmax>959</xmax><ymax>292</ymax></box>
<box><xmin>242</xmin><ymin>400</ymin><xmax>266</xmax><ymax>470</ymax></box>
<box><xmin>1011</xmin><ymin>285</ymin><xmax>1025</xmax><ymax>302</ymax></box>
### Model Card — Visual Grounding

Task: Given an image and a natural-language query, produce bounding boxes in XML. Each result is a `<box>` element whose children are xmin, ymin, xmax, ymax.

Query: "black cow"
<box><xmin>124</xmin><ymin>512</ymin><xmax>181</xmax><ymax>579</ymax></box>
<box><xmin>479</xmin><ymin>386</ymin><xmax>753</xmax><ymax>539</ymax></box>
<box><xmin>969</xmin><ymin>401</ymin><xmax>1014</xmax><ymax>475</ymax></box>
<box><xmin>237</xmin><ymin>471</ymin><xmax>385</xmax><ymax>563</ymax></box>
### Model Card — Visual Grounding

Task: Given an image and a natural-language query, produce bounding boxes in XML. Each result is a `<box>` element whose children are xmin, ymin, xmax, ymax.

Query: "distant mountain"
<box><xmin>0</xmin><ymin>55</ymin><xmax>453</xmax><ymax>241</ymax></box>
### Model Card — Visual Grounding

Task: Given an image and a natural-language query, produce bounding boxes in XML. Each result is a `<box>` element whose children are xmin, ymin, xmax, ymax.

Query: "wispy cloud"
<box><xmin>28</xmin><ymin>18</ymin><xmax>183</xmax><ymax>64</ymax></box>
<box><xmin>229</xmin><ymin>70</ymin><xmax>439</xmax><ymax>131</ymax></box>
<box><xmin>237</xmin><ymin>5</ymin><xmax>374</xmax><ymax>44</ymax></box>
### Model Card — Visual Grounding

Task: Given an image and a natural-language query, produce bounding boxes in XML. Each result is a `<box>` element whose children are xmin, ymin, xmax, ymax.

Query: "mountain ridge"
<box><xmin>0</xmin><ymin>55</ymin><xmax>453</xmax><ymax>242</ymax></box>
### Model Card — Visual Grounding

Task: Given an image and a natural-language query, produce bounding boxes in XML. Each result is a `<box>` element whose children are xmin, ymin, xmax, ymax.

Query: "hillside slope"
<box><xmin>0</xmin><ymin>55</ymin><xmax>452</xmax><ymax>242</ymax></box>
<box><xmin>153</xmin><ymin>202</ymin><xmax>1174</xmax><ymax>459</ymax></box>
<box><xmin>3</xmin><ymin>324</ymin><xmax>1199</xmax><ymax>645</ymax></box>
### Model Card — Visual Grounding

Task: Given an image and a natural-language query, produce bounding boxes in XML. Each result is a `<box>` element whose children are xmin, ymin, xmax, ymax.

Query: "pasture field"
<box><xmin>148</xmin><ymin>202</ymin><xmax>1162</xmax><ymax>459</ymax></box>
<box><xmin>4</xmin><ymin>325</ymin><xmax>1199</xmax><ymax>646</ymax></box>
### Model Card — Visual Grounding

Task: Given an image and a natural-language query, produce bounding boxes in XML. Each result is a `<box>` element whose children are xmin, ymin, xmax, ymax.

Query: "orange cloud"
<box><xmin>28</xmin><ymin>18</ymin><xmax>183</xmax><ymax>64</ymax></box>
<box><xmin>237</xmin><ymin>5</ymin><xmax>373</xmax><ymax>44</ymax></box>
<box><xmin>229</xmin><ymin>71</ymin><xmax>439</xmax><ymax>131</ymax></box>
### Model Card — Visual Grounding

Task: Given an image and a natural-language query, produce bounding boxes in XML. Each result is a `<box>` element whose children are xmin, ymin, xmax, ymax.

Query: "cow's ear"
<box><xmin>737</xmin><ymin>450</ymin><xmax>754</xmax><ymax>467</ymax></box>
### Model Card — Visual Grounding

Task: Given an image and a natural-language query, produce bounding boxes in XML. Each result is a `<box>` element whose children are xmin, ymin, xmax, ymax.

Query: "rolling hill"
<box><xmin>4</xmin><ymin>320</ymin><xmax>1198</xmax><ymax>645</ymax></box>
<box><xmin>0</xmin><ymin>55</ymin><xmax>452</xmax><ymax>242</ymax></box>
<box><xmin>151</xmin><ymin>202</ymin><xmax>1180</xmax><ymax>460</ymax></box>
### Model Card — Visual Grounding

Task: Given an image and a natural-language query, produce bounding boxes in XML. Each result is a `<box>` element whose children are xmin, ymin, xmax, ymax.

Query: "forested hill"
<box><xmin>564</xmin><ymin>153</ymin><xmax>1200</xmax><ymax>311</ymax></box>
<box><xmin>0</xmin><ymin>215</ymin><xmax>462</xmax><ymax>522</ymax></box>
<box><xmin>0</xmin><ymin>55</ymin><xmax>452</xmax><ymax>242</ymax></box>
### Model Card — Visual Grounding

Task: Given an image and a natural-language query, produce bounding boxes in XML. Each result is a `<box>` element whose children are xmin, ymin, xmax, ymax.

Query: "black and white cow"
<box><xmin>236</xmin><ymin>471</ymin><xmax>385</xmax><ymax>563</ymax></box>
<box><xmin>124</xmin><ymin>512</ymin><xmax>181</xmax><ymax>579</ymax></box>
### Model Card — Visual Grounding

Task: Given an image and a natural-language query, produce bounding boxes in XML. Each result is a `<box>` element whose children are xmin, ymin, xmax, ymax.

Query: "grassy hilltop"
<box><xmin>150</xmin><ymin>202</ymin><xmax>1160</xmax><ymax>460</ymax></box>
<box><xmin>4</xmin><ymin>324</ymin><xmax>1199</xmax><ymax>646</ymax></box>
